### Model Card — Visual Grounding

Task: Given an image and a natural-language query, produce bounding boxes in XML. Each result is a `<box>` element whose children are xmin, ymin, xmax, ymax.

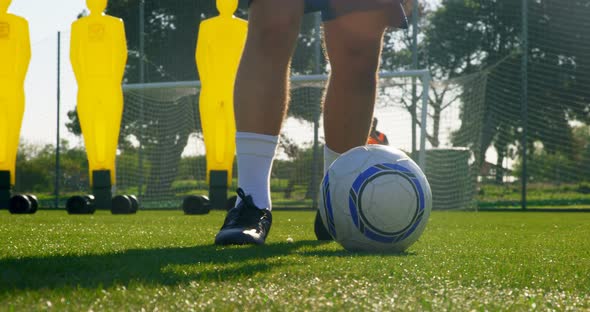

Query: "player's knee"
<box><xmin>249</xmin><ymin>11</ymin><xmax>301</xmax><ymax>49</ymax></box>
<box><xmin>331</xmin><ymin>35</ymin><xmax>382</xmax><ymax>72</ymax></box>
<box><xmin>333</xmin><ymin>46</ymin><xmax>381</xmax><ymax>77</ymax></box>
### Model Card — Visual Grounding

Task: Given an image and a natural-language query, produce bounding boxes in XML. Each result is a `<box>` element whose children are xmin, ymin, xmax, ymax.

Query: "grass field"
<box><xmin>1</xmin><ymin>210</ymin><xmax>589</xmax><ymax>311</ymax></box>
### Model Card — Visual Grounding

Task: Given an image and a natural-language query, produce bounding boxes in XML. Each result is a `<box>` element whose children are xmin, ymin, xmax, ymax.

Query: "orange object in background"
<box><xmin>70</xmin><ymin>0</ymin><xmax>127</xmax><ymax>186</ymax></box>
<box><xmin>196</xmin><ymin>0</ymin><xmax>247</xmax><ymax>186</ymax></box>
<box><xmin>367</xmin><ymin>117</ymin><xmax>389</xmax><ymax>145</ymax></box>
<box><xmin>0</xmin><ymin>0</ymin><xmax>31</xmax><ymax>186</ymax></box>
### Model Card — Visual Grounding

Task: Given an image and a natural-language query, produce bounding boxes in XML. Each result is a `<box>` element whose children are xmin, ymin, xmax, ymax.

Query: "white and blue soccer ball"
<box><xmin>319</xmin><ymin>145</ymin><xmax>432</xmax><ymax>252</ymax></box>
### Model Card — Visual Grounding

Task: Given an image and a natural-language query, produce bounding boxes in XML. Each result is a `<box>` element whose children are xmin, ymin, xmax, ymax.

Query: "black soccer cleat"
<box><xmin>314</xmin><ymin>210</ymin><xmax>334</xmax><ymax>241</ymax></box>
<box><xmin>214</xmin><ymin>188</ymin><xmax>272</xmax><ymax>245</ymax></box>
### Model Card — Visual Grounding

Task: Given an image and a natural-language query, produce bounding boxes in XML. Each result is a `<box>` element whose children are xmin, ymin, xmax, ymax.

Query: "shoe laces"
<box><xmin>226</xmin><ymin>188</ymin><xmax>265</xmax><ymax>227</ymax></box>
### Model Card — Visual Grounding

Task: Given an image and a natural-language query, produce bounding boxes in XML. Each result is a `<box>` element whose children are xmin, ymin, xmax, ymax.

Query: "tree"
<box><xmin>14</xmin><ymin>140</ymin><xmax>89</xmax><ymax>194</ymax></box>
<box><xmin>14</xmin><ymin>142</ymin><xmax>53</xmax><ymax>193</ymax></box>
<box><xmin>513</xmin><ymin>125</ymin><xmax>590</xmax><ymax>183</ymax></box>
<box><xmin>415</xmin><ymin>0</ymin><xmax>590</xmax><ymax>184</ymax></box>
<box><xmin>380</xmin><ymin>1</ymin><xmax>477</xmax><ymax>150</ymax></box>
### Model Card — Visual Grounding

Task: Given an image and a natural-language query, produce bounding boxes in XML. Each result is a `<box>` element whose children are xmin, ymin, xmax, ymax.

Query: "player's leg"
<box><xmin>315</xmin><ymin>10</ymin><xmax>389</xmax><ymax>240</ymax></box>
<box><xmin>234</xmin><ymin>0</ymin><xmax>304</xmax><ymax>135</ymax></box>
<box><xmin>215</xmin><ymin>0</ymin><xmax>305</xmax><ymax>245</ymax></box>
<box><xmin>323</xmin><ymin>10</ymin><xmax>388</xmax><ymax>154</ymax></box>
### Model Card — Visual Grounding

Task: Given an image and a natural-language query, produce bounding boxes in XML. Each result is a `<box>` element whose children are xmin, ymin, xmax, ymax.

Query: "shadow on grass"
<box><xmin>0</xmin><ymin>240</ymin><xmax>412</xmax><ymax>292</ymax></box>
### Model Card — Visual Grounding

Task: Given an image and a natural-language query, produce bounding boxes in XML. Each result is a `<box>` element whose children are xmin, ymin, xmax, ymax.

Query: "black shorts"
<box><xmin>241</xmin><ymin>0</ymin><xmax>343</xmax><ymax>21</ymax></box>
<box><xmin>241</xmin><ymin>0</ymin><xmax>409</xmax><ymax>27</ymax></box>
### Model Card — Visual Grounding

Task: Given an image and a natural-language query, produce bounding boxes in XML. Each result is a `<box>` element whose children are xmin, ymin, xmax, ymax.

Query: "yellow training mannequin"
<box><xmin>70</xmin><ymin>0</ymin><xmax>127</xmax><ymax>186</ymax></box>
<box><xmin>0</xmin><ymin>0</ymin><xmax>31</xmax><ymax>186</ymax></box>
<box><xmin>196</xmin><ymin>0</ymin><xmax>247</xmax><ymax>185</ymax></box>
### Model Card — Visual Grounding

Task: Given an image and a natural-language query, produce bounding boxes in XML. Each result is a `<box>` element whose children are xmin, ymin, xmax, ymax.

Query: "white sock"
<box><xmin>235</xmin><ymin>132</ymin><xmax>279</xmax><ymax>210</ymax></box>
<box><xmin>323</xmin><ymin>145</ymin><xmax>341</xmax><ymax>175</ymax></box>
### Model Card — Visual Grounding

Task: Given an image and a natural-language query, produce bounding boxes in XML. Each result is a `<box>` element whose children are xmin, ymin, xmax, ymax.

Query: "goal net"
<box><xmin>118</xmin><ymin>69</ymin><xmax>487</xmax><ymax>210</ymax></box>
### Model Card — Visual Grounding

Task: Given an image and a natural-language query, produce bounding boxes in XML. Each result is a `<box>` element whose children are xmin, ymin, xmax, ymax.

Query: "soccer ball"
<box><xmin>319</xmin><ymin>145</ymin><xmax>432</xmax><ymax>252</ymax></box>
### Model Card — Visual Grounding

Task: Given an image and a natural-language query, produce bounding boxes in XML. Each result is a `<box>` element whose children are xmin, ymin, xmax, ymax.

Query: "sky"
<box><xmin>9</xmin><ymin>0</ymin><xmax>87</xmax><ymax>146</ymax></box>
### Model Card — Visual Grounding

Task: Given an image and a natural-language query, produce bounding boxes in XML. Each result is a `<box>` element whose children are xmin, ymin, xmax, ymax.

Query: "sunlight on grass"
<box><xmin>1</xmin><ymin>210</ymin><xmax>589</xmax><ymax>310</ymax></box>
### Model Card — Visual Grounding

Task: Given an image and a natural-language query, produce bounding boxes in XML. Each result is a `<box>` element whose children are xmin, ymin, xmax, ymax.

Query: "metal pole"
<box><xmin>311</xmin><ymin>13</ymin><xmax>322</xmax><ymax>210</ymax></box>
<box><xmin>521</xmin><ymin>0</ymin><xmax>529</xmax><ymax>210</ymax></box>
<box><xmin>410</xmin><ymin>0</ymin><xmax>419</xmax><ymax>158</ymax></box>
<box><xmin>418</xmin><ymin>72</ymin><xmax>430</xmax><ymax>171</ymax></box>
<box><xmin>55</xmin><ymin>31</ymin><xmax>61</xmax><ymax>209</ymax></box>
<box><xmin>138</xmin><ymin>0</ymin><xmax>145</xmax><ymax>198</ymax></box>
